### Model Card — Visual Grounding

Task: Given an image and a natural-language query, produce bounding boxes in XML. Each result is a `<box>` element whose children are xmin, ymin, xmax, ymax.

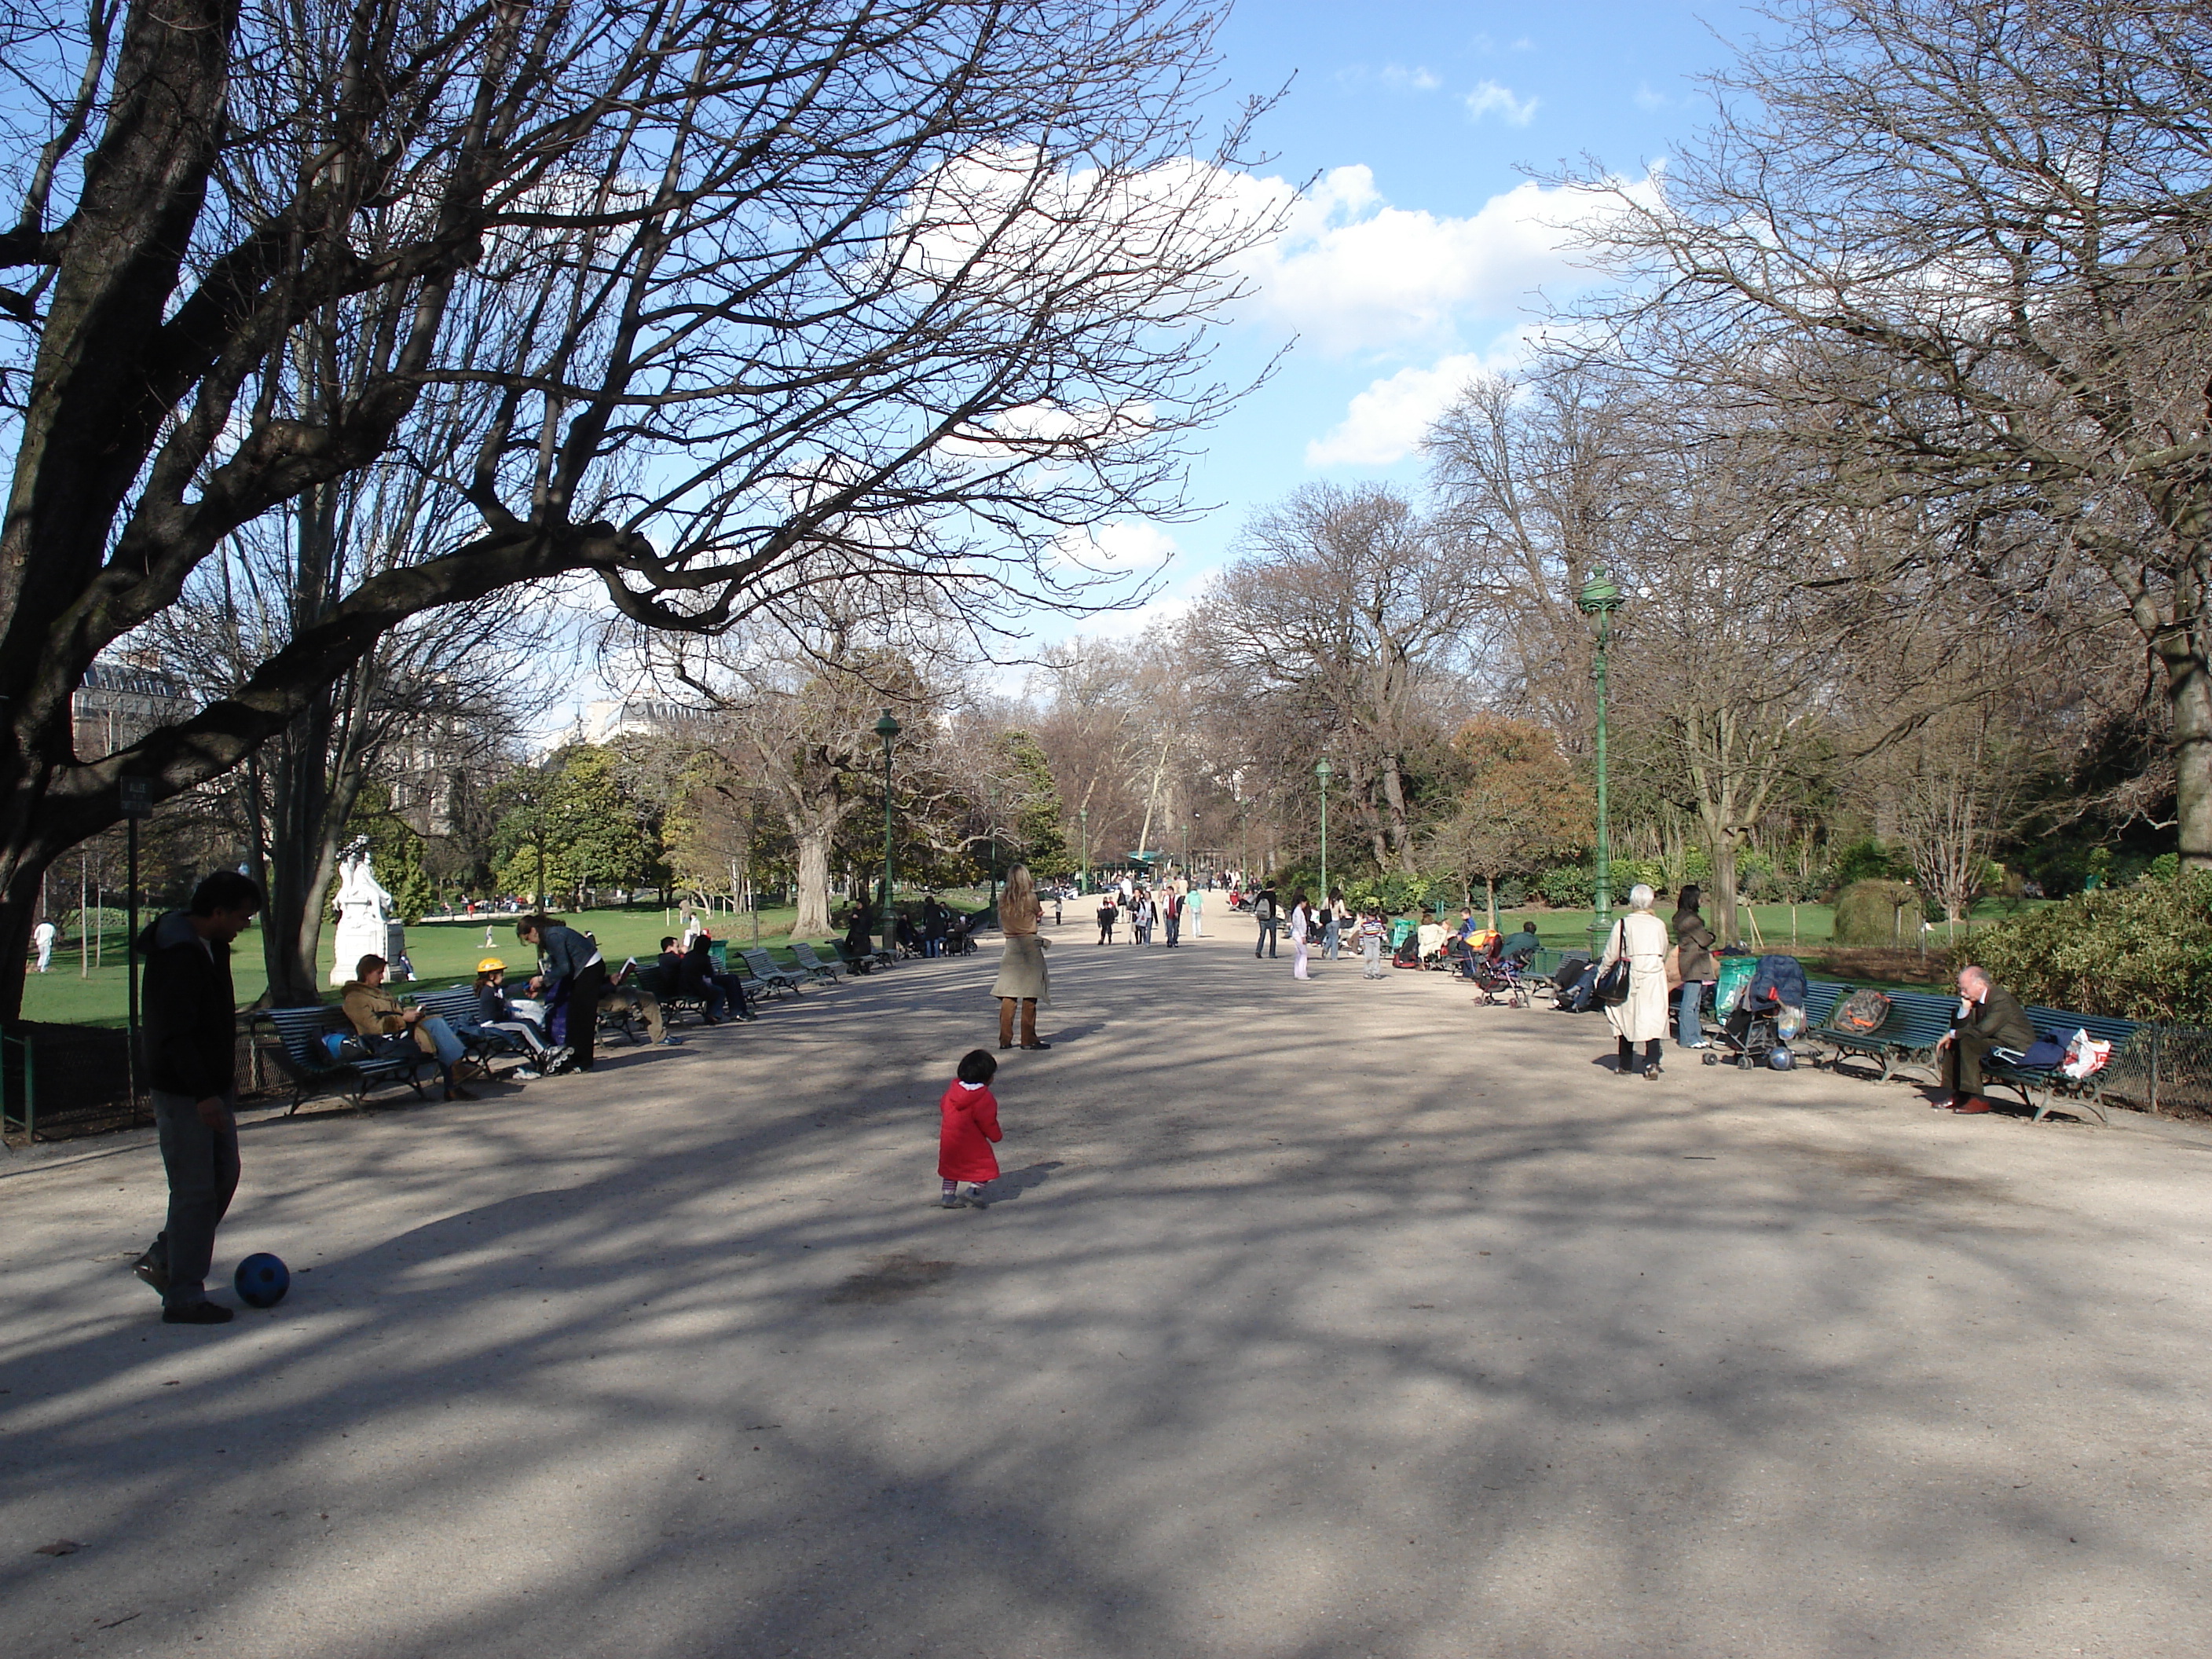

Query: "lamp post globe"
<box><xmin>1575</xmin><ymin>570</ymin><xmax>1625</xmax><ymax>955</ymax></box>
<box><xmin>876</xmin><ymin>711</ymin><xmax>901</xmax><ymax>951</ymax></box>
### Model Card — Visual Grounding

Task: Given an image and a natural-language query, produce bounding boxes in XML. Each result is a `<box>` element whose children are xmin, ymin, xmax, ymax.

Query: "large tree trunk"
<box><xmin>793</xmin><ymin>823</ymin><xmax>834</xmax><ymax>937</ymax></box>
<box><xmin>2159</xmin><ymin>623</ymin><xmax>2212</xmax><ymax>870</ymax></box>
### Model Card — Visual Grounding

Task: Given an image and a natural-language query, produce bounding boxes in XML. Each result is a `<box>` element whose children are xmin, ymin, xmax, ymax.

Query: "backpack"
<box><xmin>1834</xmin><ymin>988</ymin><xmax>1892</xmax><ymax>1033</ymax></box>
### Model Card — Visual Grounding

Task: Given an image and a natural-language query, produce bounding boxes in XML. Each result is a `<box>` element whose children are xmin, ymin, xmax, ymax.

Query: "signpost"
<box><xmin>119</xmin><ymin>775</ymin><xmax>152</xmax><ymax>1115</ymax></box>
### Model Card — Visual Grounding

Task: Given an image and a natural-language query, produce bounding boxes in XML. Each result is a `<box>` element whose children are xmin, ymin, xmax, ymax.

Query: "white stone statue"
<box><xmin>330</xmin><ymin>837</ymin><xmax>402</xmax><ymax>986</ymax></box>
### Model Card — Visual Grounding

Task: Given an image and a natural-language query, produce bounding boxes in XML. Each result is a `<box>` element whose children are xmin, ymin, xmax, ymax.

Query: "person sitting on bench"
<box><xmin>1935</xmin><ymin>964</ymin><xmax>2034</xmax><ymax>1114</ymax></box>
<box><xmin>682</xmin><ymin>932</ymin><xmax>756</xmax><ymax>1021</ymax></box>
<box><xmin>601</xmin><ymin>958</ymin><xmax>678</xmax><ymax>1046</ymax></box>
<box><xmin>467</xmin><ymin>958</ymin><xmax>569</xmax><ymax>1075</ymax></box>
<box><xmin>341</xmin><ymin>954</ymin><xmax>476</xmax><ymax>1101</ymax></box>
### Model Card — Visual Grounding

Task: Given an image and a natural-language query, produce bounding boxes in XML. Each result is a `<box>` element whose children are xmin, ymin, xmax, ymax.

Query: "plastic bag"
<box><xmin>2060</xmin><ymin>1029</ymin><xmax>2112</xmax><ymax>1080</ymax></box>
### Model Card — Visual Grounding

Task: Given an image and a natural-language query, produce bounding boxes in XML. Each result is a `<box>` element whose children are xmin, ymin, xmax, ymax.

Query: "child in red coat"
<box><xmin>938</xmin><ymin>1049</ymin><xmax>1002</xmax><ymax>1209</ymax></box>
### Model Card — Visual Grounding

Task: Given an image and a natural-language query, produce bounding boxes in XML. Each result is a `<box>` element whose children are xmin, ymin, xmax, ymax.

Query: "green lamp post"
<box><xmin>1577</xmin><ymin>569</ymin><xmax>1624</xmax><ymax>955</ymax></box>
<box><xmin>1314</xmin><ymin>758</ymin><xmax>1333</xmax><ymax>898</ymax></box>
<box><xmin>875</xmin><ymin>710</ymin><xmax>901</xmax><ymax>950</ymax></box>
<box><xmin>1079</xmin><ymin>806</ymin><xmax>1090</xmax><ymax>894</ymax></box>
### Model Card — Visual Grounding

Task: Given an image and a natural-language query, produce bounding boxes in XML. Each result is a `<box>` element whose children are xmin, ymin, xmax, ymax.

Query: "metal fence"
<box><xmin>2098</xmin><ymin>1025</ymin><xmax>2212</xmax><ymax>1117</ymax></box>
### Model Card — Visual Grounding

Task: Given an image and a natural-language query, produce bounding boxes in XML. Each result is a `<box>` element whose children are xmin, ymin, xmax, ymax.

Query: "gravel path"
<box><xmin>5</xmin><ymin>927</ymin><xmax>2212</xmax><ymax>1657</ymax></box>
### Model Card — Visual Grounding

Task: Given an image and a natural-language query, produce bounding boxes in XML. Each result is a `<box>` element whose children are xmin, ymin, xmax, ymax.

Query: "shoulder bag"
<box><xmin>1593</xmin><ymin>922</ymin><xmax>1634</xmax><ymax>1006</ymax></box>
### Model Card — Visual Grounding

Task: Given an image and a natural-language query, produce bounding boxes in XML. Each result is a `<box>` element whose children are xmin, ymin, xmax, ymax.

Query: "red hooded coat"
<box><xmin>937</xmin><ymin>1079</ymin><xmax>1002</xmax><ymax>1182</ymax></box>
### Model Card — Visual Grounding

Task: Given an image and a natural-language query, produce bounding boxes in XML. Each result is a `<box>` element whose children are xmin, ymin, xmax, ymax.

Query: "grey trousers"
<box><xmin>149</xmin><ymin>1089</ymin><xmax>240</xmax><ymax>1308</ymax></box>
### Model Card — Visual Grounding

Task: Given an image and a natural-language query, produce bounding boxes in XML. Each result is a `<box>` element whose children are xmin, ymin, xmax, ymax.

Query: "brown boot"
<box><xmin>998</xmin><ymin>998</ymin><xmax>1016</xmax><ymax>1049</ymax></box>
<box><xmin>1019</xmin><ymin>999</ymin><xmax>1050</xmax><ymax>1050</ymax></box>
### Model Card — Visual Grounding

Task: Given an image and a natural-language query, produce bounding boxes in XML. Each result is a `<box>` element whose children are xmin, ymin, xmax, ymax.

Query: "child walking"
<box><xmin>1357</xmin><ymin>906</ymin><xmax>1389</xmax><ymax>980</ymax></box>
<box><xmin>938</xmin><ymin>1049</ymin><xmax>1003</xmax><ymax>1209</ymax></box>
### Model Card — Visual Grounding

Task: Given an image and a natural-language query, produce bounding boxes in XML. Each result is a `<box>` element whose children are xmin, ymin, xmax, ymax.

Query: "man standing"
<box><xmin>1936</xmin><ymin>964</ymin><xmax>2035</xmax><ymax>1113</ymax></box>
<box><xmin>1253</xmin><ymin>885</ymin><xmax>1280</xmax><ymax>958</ymax></box>
<box><xmin>32</xmin><ymin>915</ymin><xmax>56</xmax><ymax>972</ymax></box>
<box><xmin>134</xmin><ymin>871</ymin><xmax>261</xmax><ymax>1325</ymax></box>
<box><xmin>519</xmin><ymin>914</ymin><xmax>607</xmax><ymax>1072</ymax></box>
<box><xmin>1163</xmin><ymin>888</ymin><xmax>1182</xmax><ymax>948</ymax></box>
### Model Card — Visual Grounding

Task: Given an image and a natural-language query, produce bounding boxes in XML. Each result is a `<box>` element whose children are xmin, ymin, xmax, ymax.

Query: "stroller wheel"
<box><xmin>1738</xmin><ymin>1053</ymin><xmax>1755</xmax><ymax>1071</ymax></box>
<box><xmin>1701</xmin><ymin>1052</ymin><xmax>1718</xmax><ymax>1066</ymax></box>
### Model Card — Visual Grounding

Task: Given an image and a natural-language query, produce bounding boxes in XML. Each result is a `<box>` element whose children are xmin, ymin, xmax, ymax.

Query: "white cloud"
<box><xmin>1049</xmin><ymin>519</ymin><xmax>1178</xmax><ymax>577</ymax></box>
<box><xmin>1335</xmin><ymin>64</ymin><xmax>1441</xmax><ymax>92</ymax></box>
<box><xmin>1465</xmin><ymin>80</ymin><xmax>1540</xmax><ymax>125</ymax></box>
<box><xmin>1633</xmin><ymin>82</ymin><xmax>1670</xmax><ymax>112</ymax></box>
<box><xmin>1234</xmin><ymin>166</ymin><xmax>1655</xmax><ymax>354</ymax></box>
<box><xmin>1305</xmin><ymin>330</ymin><xmax>1541</xmax><ymax>468</ymax></box>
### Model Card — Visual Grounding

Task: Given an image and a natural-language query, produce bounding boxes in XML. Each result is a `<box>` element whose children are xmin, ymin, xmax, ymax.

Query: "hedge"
<box><xmin>1972</xmin><ymin>872</ymin><xmax>2212</xmax><ymax>1023</ymax></box>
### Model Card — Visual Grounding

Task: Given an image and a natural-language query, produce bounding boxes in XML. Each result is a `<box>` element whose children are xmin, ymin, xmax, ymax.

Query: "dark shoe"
<box><xmin>1644</xmin><ymin>1061</ymin><xmax>1663</xmax><ymax>1080</ymax></box>
<box><xmin>163</xmin><ymin>1301</ymin><xmax>233</xmax><ymax>1325</ymax></box>
<box><xmin>699</xmin><ymin>1014</ymin><xmax>720</xmax><ymax>1027</ymax></box>
<box><xmin>1930</xmin><ymin>1094</ymin><xmax>1956</xmax><ymax>1110</ymax></box>
<box><xmin>998</xmin><ymin>1042</ymin><xmax>1015</xmax><ymax>1050</ymax></box>
<box><xmin>1950</xmin><ymin>1097</ymin><xmax>1993</xmax><ymax>1114</ymax></box>
<box><xmin>132</xmin><ymin>1249</ymin><xmax>169</xmax><ymax>1295</ymax></box>
<box><xmin>1020</xmin><ymin>1041</ymin><xmax>1052</xmax><ymax>1050</ymax></box>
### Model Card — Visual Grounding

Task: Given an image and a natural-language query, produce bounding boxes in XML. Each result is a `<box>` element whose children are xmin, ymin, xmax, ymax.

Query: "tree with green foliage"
<box><xmin>1426</xmin><ymin>716</ymin><xmax>1591</xmax><ymax>929</ymax></box>
<box><xmin>999</xmin><ymin>732</ymin><xmax>1072</xmax><ymax>878</ymax></box>
<box><xmin>492</xmin><ymin>748</ymin><xmax>662</xmax><ymax>910</ymax></box>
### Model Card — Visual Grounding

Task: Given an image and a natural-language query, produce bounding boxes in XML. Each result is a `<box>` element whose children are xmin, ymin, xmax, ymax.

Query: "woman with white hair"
<box><xmin>1597</xmin><ymin>883</ymin><xmax>1672</xmax><ymax>1079</ymax></box>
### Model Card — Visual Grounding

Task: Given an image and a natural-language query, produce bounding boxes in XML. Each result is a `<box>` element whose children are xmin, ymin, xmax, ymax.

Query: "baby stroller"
<box><xmin>1706</xmin><ymin>953</ymin><xmax>1809</xmax><ymax>1071</ymax></box>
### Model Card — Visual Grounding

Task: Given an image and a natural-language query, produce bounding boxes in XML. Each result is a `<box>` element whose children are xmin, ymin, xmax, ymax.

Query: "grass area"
<box><xmin>15</xmin><ymin>899</ymin><xmax>899</xmax><ymax>1029</ymax></box>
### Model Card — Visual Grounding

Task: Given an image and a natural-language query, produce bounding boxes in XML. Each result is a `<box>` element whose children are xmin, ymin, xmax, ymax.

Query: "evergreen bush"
<box><xmin>1539</xmin><ymin>865</ymin><xmax>1595</xmax><ymax>908</ymax></box>
<box><xmin>1831</xmin><ymin>879</ymin><xmax>1924</xmax><ymax>946</ymax></box>
<box><xmin>1972</xmin><ymin>872</ymin><xmax>2212</xmax><ymax>1022</ymax></box>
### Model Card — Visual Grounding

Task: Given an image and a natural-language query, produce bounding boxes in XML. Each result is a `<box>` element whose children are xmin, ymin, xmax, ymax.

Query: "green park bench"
<box><xmin>1806</xmin><ymin>987</ymin><xmax>1957</xmax><ymax>1083</ymax></box>
<box><xmin>1981</xmin><ymin>1009</ymin><xmax>2143</xmax><ymax>1126</ymax></box>
<box><xmin>256</xmin><ymin>1005</ymin><xmax>430</xmax><ymax>1114</ymax></box>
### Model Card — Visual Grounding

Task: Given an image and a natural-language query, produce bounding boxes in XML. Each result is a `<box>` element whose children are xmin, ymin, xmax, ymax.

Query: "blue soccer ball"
<box><xmin>234</xmin><ymin>1253</ymin><xmax>290</xmax><ymax>1309</ymax></box>
<box><xmin>1767</xmin><ymin>1045</ymin><xmax>1796</xmax><ymax>1071</ymax></box>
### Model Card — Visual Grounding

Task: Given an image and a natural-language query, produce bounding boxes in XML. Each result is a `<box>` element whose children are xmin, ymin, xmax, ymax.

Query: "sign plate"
<box><xmin>119</xmin><ymin>776</ymin><xmax>152</xmax><ymax>819</ymax></box>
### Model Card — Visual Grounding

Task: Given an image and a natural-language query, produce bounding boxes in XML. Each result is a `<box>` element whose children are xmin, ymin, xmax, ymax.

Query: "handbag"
<box><xmin>1663</xmin><ymin>944</ymin><xmax>1683</xmax><ymax>991</ymax></box>
<box><xmin>1593</xmin><ymin>923</ymin><xmax>1633</xmax><ymax>1005</ymax></box>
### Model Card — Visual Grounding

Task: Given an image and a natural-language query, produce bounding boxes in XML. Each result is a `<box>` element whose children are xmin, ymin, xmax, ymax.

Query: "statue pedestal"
<box><xmin>331</xmin><ymin>914</ymin><xmax>392</xmax><ymax>987</ymax></box>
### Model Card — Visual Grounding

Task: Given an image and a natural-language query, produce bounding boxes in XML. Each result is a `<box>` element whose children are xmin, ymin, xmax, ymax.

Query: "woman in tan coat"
<box><xmin>1598</xmin><ymin>884</ymin><xmax>1672</xmax><ymax>1079</ymax></box>
<box><xmin>991</xmin><ymin>866</ymin><xmax>1052</xmax><ymax>1049</ymax></box>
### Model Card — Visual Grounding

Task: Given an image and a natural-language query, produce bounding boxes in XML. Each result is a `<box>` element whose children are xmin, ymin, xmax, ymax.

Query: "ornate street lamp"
<box><xmin>1314</xmin><ymin>758</ymin><xmax>1333</xmax><ymax>898</ymax></box>
<box><xmin>1577</xmin><ymin>569</ymin><xmax>1625</xmax><ymax>954</ymax></box>
<box><xmin>875</xmin><ymin>710</ymin><xmax>901</xmax><ymax>950</ymax></box>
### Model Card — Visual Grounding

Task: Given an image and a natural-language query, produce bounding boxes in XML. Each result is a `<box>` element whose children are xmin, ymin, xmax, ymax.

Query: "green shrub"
<box><xmin>2144</xmin><ymin>852</ymin><xmax>2181</xmax><ymax>884</ymax></box>
<box><xmin>1973</xmin><ymin>872</ymin><xmax>2212</xmax><ymax>1021</ymax></box>
<box><xmin>1828</xmin><ymin>838</ymin><xmax>1909</xmax><ymax>888</ymax></box>
<box><xmin>1496</xmin><ymin>877</ymin><xmax>1527</xmax><ymax>909</ymax></box>
<box><xmin>1539</xmin><ymin>865</ymin><xmax>1594</xmax><ymax>908</ymax></box>
<box><xmin>1831</xmin><ymin>879</ymin><xmax>1924</xmax><ymax>946</ymax></box>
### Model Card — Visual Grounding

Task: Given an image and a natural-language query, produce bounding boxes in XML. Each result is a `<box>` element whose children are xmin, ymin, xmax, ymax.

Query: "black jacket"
<box><xmin>138</xmin><ymin>910</ymin><xmax>238</xmax><ymax>1099</ymax></box>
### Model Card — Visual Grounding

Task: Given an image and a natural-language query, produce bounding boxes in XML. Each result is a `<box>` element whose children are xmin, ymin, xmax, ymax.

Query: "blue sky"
<box><xmin>1054</xmin><ymin>0</ymin><xmax>1758</xmax><ymax>639</ymax></box>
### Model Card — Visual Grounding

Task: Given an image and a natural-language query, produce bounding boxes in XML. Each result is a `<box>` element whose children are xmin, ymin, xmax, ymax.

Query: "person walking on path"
<box><xmin>1935</xmin><ymin>965</ymin><xmax>2035</xmax><ymax>1113</ymax></box>
<box><xmin>1096</xmin><ymin>894</ymin><xmax>1118</xmax><ymax>944</ymax></box>
<box><xmin>519</xmin><ymin>914</ymin><xmax>607</xmax><ymax>1073</ymax></box>
<box><xmin>1288</xmin><ymin>889</ymin><xmax>1313</xmax><ymax>980</ymax></box>
<box><xmin>1599</xmin><ymin>884</ymin><xmax>1672</xmax><ymax>1079</ymax></box>
<box><xmin>991</xmin><ymin>865</ymin><xmax>1052</xmax><ymax>1050</ymax></box>
<box><xmin>1321</xmin><ymin>890</ymin><xmax>1345</xmax><ymax>959</ymax></box>
<box><xmin>1357</xmin><ymin>906</ymin><xmax>1388</xmax><ymax>978</ymax></box>
<box><xmin>1670</xmin><ymin>885</ymin><xmax>1717</xmax><ymax>1051</ymax></box>
<box><xmin>1163</xmin><ymin>888</ymin><xmax>1183</xmax><ymax>947</ymax></box>
<box><xmin>937</xmin><ymin>1048</ymin><xmax>1003</xmax><ymax>1208</ymax></box>
<box><xmin>32</xmin><ymin>916</ymin><xmax>55</xmax><ymax>972</ymax></box>
<box><xmin>133</xmin><ymin>870</ymin><xmax>262</xmax><ymax>1325</ymax></box>
<box><xmin>1185</xmin><ymin>886</ymin><xmax>1203</xmax><ymax>939</ymax></box>
<box><xmin>1254</xmin><ymin>885</ymin><xmax>1280</xmax><ymax>958</ymax></box>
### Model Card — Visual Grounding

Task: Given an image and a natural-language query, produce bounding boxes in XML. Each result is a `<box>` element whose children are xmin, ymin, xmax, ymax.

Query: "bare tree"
<box><xmin>1188</xmin><ymin>484</ymin><xmax>1484</xmax><ymax>874</ymax></box>
<box><xmin>1569</xmin><ymin>0</ymin><xmax>2212</xmax><ymax>864</ymax></box>
<box><xmin>0</xmin><ymin>0</ymin><xmax>1279</xmax><ymax>1013</ymax></box>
